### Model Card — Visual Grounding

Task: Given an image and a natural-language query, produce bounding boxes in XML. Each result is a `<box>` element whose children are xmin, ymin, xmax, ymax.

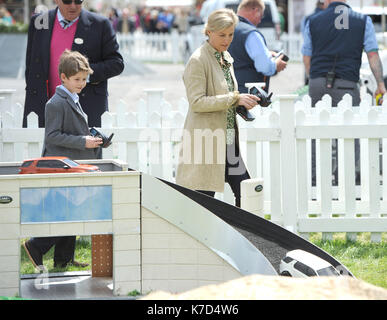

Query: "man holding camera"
<box><xmin>228</xmin><ymin>0</ymin><xmax>287</xmax><ymax>93</ymax></box>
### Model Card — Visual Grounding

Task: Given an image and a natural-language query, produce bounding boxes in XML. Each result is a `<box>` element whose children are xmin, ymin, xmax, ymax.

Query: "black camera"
<box><xmin>275</xmin><ymin>50</ymin><xmax>289</xmax><ymax>62</ymax></box>
<box><xmin>250</xmin><ymin>86</ymin><xmax>273</xmax><ymax>108</ymax></box>
<box><xmin>236</xmin><ymin>106</ymin><xmax>255</xmax><ymax>121</ymax></box>
<box><xmin>90</xmin><ymin>127</ymin><xmax>114</xmax><ymax>148</ymax></box>
<box><xmin>236</xmin><ymin>86</ymin><xmax>273</xmax><ymax>121</ymax></box>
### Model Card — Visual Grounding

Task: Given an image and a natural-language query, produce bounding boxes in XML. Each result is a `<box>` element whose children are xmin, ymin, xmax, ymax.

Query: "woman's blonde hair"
<box><xmin>204</xmin><ymin>8</ymin><xmax>238</xmax><ymax>36</ymax></box>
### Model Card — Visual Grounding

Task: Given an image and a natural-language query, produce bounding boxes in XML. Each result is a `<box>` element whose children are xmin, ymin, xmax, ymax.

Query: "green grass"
<box><xmin>20</xmin><ymin>237</ymin><xmax>92</xmax><ymax>275</ymax></box>
<box><xmin>310</xmin><ymin>232</ymin><xmax>387</xmax><ymax>289</ymax></box>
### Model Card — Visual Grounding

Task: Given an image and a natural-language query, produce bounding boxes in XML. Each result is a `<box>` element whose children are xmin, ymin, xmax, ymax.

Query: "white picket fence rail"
<box><xmin>1</xmin><ymin>89</ymin><xmax>387</xmax><ymax>241</ymax></box>
<box><xmin>116</xmin><ymin>30</ymin><xmax>387</xmax><ymax>65</ymax></box>
<box><xmin>117</xmin><ymin>30</ymin><xmax>187</xmax><ymax>64</ymax></box>
<box><xmin>117</xmin><ymin>30</ymin><xmax>304</xmax><ymax>64</ymax></box>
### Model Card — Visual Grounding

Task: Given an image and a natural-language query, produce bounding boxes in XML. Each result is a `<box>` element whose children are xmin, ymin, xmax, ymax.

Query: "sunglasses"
<box><xmin>62</xmin><ymin>0</ymin><xmax>83</xmax><ymax>4</ymax></box>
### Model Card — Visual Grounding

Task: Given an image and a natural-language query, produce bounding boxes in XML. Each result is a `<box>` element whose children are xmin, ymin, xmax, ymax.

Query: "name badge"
<box><xmin>74</xmin><ymin>38</ymin><xmax>84</xmax><ymax>45</ymax></box>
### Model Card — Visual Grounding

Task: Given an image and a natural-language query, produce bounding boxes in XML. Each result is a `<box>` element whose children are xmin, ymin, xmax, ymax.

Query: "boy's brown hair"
<box><xmin>58</xmin><ymin>49</ymin><xmax>94</xmax><ymax>78</ymax></box>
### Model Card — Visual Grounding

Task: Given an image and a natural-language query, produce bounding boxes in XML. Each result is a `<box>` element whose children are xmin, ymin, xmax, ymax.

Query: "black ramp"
<box><xmin>160</xmin><ymin>178</ymin><xmax>353</xmax><ymax>277</ymax></box>
<box><xmin>142</xmin><ymin>173</ymin><xmax>278</xmax><ymax>275</ymax></box>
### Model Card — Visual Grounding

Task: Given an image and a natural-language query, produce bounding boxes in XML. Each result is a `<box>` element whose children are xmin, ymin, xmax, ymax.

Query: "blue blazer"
<box><xmin>23</xmin><ymin>7</ymin><xmax>124</xmax><ymax>128</ymax></box>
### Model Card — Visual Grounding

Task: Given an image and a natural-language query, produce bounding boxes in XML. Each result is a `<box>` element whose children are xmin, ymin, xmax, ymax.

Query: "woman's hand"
<box><xmin>238</xmin><ymin>93</ymin><xmax>260</xmax><ymax>110</ymax></box>
<box><xmin>85</xmin><ymin>136</ymin><xmax>103</xmax><ymax>149</ymax></box>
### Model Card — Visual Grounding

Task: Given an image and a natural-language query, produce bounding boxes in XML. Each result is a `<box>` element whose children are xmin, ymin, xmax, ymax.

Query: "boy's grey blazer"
<box><xmin>42</xmin><ymin>87</ymin><xmax>98</xmax><ymax>160</ymax></box>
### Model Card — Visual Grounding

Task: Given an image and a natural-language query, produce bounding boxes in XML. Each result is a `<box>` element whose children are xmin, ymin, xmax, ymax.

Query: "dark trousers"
<box><xmin>29</xmin><ymin>236</ymin><xmax>76</xmax><ymax>266</ymax></box>
<box><xmin>197</xmin><ymin>143</ymin><xmax>250</xmax><ymax>207</ymax></box>
<box><xmin>309</xmin><ymin>77</ymin><xmax>361</xmax><ymax>186</ymax></box>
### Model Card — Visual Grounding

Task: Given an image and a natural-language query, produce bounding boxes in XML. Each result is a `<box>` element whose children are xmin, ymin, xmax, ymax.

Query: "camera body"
<box><xmin>236</xmin><ymin>86</ymin><xmax>273</xmax><ymax>121</ymax></box>
<box><xmin>90</xmin><ymin>127</ymin><xmax>114</xmax><ymax>148</ymax></box>
<box><xmin>250</xmin><ymin>86</ymin><xmax>273</xmax><ymax>108</ymax></box>
<box><xmin>275</xmin><ymin>50</ymin><xmax>289</xmax><ymax>62</ymax></box>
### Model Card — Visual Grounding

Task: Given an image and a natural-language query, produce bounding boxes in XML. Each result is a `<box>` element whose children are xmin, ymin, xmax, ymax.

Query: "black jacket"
<box><xmin>23</xmin><ymin>8</ymin><xmax>124</xmax><ymax>128</ymax></box>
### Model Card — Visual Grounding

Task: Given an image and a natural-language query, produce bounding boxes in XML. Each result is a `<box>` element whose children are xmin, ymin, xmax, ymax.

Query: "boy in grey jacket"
<box><xmin>23</xmin><ymin>50</ymin><xmax>102</xmax><ymax>270</ymax></box>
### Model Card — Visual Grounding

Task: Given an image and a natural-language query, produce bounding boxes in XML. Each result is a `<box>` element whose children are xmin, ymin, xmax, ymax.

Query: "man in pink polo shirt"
<box><xmin>23</xmin><ymin>0</ymin><xmax>124</xmax><ymax>128</ymax></box>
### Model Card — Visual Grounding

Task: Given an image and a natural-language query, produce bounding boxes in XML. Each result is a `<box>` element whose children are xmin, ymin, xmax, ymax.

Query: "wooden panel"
<box><xmin>92</xmin><ymin>235</ymin><xmax>113</xmax><ymax>277</ymax></box>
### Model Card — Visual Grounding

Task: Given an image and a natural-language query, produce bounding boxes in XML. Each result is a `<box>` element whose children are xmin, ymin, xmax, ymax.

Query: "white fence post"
<box><xmin>0</xmin><ymin>89</ymin><xmax>16</xmax><ymax>124</ymax></box>
<box><xmin>171</xmin><ymin>30</ymin><xmax>179</xmax><ymax>64</ymax></box>
<box><xmin>0</xmin><ymin>97</ymin><xmax>3</xmax><ymax>161</ymax></box>
<box><xmin>0</xmin><ymin>96</ymin><xmax>4</xmax><ymax>129</ymax></box>
<box><xmin>338</xmin><ymin>105</ymin><xmax>357</xmax><ymax>241</ymax></box>
<box><xmin>117</xmin><ymin>31</ymin><xmax>187</xmax><ymax>63</ymax></box>
<box><xmin>144</xmin><ymin>88</ymin><xmax>165</xmax><ymax>117</ymax></box>
<box><xmin>279</xmin><ymin>95</ymin><xmax>298</xmax><ymax>232</ymax></box>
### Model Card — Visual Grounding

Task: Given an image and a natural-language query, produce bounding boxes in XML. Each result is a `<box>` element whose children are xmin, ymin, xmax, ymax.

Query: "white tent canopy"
<box><xmin>145</xmin><ymin>0</ymin><xmax>195</xmax><ymax>7</ymax></box>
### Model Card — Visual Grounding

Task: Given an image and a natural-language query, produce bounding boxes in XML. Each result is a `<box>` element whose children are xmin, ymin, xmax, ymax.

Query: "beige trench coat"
<box><xmin>175</xmin><ymin>41</ymin><xmax>241</xmax><ymax>192</ymax></box>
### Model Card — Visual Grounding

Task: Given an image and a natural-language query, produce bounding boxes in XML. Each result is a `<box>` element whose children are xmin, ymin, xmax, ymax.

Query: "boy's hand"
<box><xmin>85</xmin><ymin>136</ymin><xmax>103</xmax><ymax>149</ymax></box>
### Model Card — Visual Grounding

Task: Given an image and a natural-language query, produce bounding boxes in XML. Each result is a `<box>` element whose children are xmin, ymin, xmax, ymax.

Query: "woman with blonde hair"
<box><xmin>176</xmin><ymin>8</ymin><xmax>259</xmax><ymax>207</ymax></box>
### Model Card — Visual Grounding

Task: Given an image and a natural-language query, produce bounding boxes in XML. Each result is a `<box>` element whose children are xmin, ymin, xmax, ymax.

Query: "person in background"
<box><xmin>200</xmin><ymin>0</ymin><xmax>225</xmax><ymax>23</ymax></box>
<box><xmin>149</xmin><ymin>9</ymin><xmax>160</xmax><ymax>33</ymax></box>
<box><xmin>300</xmin><ymin>0</ymin><xmax>324</xmax><ymax>35</ymax></box>
<box><xmin>117</xmin><ymin>7</ymin><xmax>135</xmax><ymax>34</ymax></box>
<box><xmin>302</xmin><ymin>0</ymin><xmax>386</xmax><ymax>186</ymax></box>
<box><xmin>0</xmin><ymin>6</ymin><xmax>14</xmax><ymax>25</ymax></box>
<box><xmin>108</xmin><ymin>7</ymin><xmax>119</xmax><ymax>32</ymax></box>
<box><xmin>176</xmin><ymin>9</ymin><xmax>260</xmax><ymax>207</ymax></box>
<box><xmin>157</xmin><ymin>8</ymin><xmax>175</xmax><ymax>33</ymax></box>
<box><xmin>175</xmin><ymin>8</ymin><xmax>189</xmax><ymax>34</ymax></box>
<box><xmin>228</xmin><ymin>0</ymin><xmax>287</xmax><ymax>93</ymax></box>
<box><xmin>301</xmin><ymin>0</ymin><xmax>325</xmax><ymax>85</ymax></box>
<box><xmin>302</xmin><ymin>0</ymin><xmax>386</xmax><ymax>107</ymax></box>
<box><xmin>23</xmin><ymin>0</ymin><xmax>124</xmax><ymax>129</ymax></box>
<box><xmin>277</xmin><ymin>5</ymin><xmax>286</xmax><ymax>35</ymax></box>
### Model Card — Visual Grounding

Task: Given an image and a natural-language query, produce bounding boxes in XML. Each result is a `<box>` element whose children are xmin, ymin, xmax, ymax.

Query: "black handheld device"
<box><xmin>250</xmin><ymin>86</ymin><xmax>273</xmax><ymax>108</ymax></box>
<box><xmin>236</xmin><ymin>86</ymin><xmax>273</xmax><ymax>121</ymax></box>
<box><xmin>90</xmin><ymin>127</ymin><xmax>114</xmax><ymax>148</ymax></box>
<box><xmin>275</xmin><ymin>50</ymin><xmax>289</xmax><ymax>62</ymax></box>
<box><xmin>236</xmin><ymin>106</ymin><xmax>255</xmax><ymax>121</ymax></box>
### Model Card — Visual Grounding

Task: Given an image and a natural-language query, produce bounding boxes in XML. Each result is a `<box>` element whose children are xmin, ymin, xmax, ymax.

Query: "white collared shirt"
<box><xmin>57</xmin><ymin>9</ymin><xmax>79</xmax><ymax>29</ymax></box>
<box><xmin>58</xmin><ymin>85</ymin><xmax>79</xmax><ymax>105</ymax></box>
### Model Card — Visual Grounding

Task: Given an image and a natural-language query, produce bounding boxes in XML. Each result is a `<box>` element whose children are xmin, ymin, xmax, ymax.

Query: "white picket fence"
<box><xmin>117</xmin><ymin>30</ymin><xmax>304</xmax><ymax>64</ymax></box>
<box><xmin>117</xmin><ymin>30</ymin><xmax>387</xmax><ymax>66</ymax></box>
<box><xmin>1</xmin><ymin>89</ymin><xmax>387</xmax><ymax>241</ymax></box>
<box><xmin>117</xmin><ymin>30</ymin><xmax>187</xmax><ymax>64</ymax></box>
